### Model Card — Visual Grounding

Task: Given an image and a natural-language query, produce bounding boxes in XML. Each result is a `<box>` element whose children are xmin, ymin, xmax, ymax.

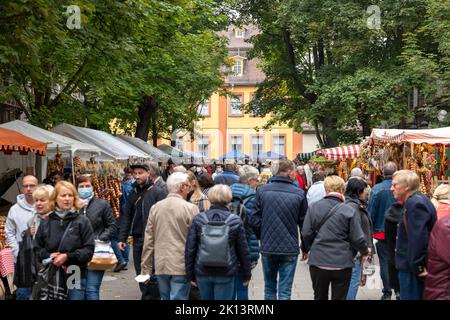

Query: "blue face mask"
<box><xmin>78</xmin><ymin>187</ymin><xmax>93</xmax><ymax>199</ymax></box>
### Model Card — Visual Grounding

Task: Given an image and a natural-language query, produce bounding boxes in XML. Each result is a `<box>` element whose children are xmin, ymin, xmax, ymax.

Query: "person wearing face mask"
<box><xmin>33</xmin><ymin>181</ymin><xmax>95</xmax><ymax>300</ymax></box>
<box><xmin>345</xmin><ymin>177</ymin><xmax>374</xmax><ymax>300</ymax></box>
<box><xmin>76</xmin><ymin>175</ymin><xmax>116</xmax><ymax>300</ymax></box>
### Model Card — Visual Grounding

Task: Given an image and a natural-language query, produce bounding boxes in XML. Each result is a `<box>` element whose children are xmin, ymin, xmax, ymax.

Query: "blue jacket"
<box><xmin>249</xmin><ymin>176</ymin><xmax>308</xmax><ymax>255</ymax></box>
<box><xmin>184</xmin><ymin>205</ymin><xmax>251</xmax><ymax>281</ymax></box>
<box><xmin>231</xmin><ymin>183</ymin><xmax>260</xmax><ymax>263</ymax></box>
<box><xmin>367</xmin><ymin>178</ymin><xmax>396</xmax><ymax>233</ymax></box>
<box><xmin>213</xmin><ymin>171</ymin><xmax>239</xmax><ymax>186</ymax></box>
<box><xmin>395</xmin><ymin>193</ymin><xmax>436</xmax><ymax>274</ymax></box>
<box><xmin>120</xmin><ymin>178</ymin><xmax>135</xmax><ymax>214</ymax></box>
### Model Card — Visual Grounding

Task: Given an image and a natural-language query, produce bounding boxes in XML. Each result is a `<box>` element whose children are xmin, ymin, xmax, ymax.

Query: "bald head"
<box><xmin>22</xmin><ymin>175</ymin><xmax>38</xmax><ymax>204</ymax></box>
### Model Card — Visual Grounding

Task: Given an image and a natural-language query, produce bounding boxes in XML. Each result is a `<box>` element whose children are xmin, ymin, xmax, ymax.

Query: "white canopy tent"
<box><xmin>0</xmin><ymin>120</ymin><xmax>105</xmax><ymax>160</ymax></box>
<box><xmin>370</xmin><ymin>127</ymin><xmax>450</xmax><ymax>145</ymax></box>
<box><xmin>117</xmin><ymin>135</ymin><xmax>170</xmax><ymax>163</ymax></box>
<box><xmin>51</xmin><ymin>123</ymin><xmax>150</xmax><ymax>160</ymax></box>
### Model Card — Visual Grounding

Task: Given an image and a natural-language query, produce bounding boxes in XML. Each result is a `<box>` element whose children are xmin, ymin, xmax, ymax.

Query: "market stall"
<box><xmin>363</xmin><ymin>127</ymin><xmax>450</xmax><ymax>196</ymax></box>
<box><xmin>312</xmin><ymin>145</ymin><xmax>362</xmax><ymax>180</ymax></box>
<box><xmin>117</xmin><ymin>135</ymin><xmax>170</xmax><ymax>163</ymax></box>
<box><xmin>0</xmin><ymin>120</ymin><xmax>107</xmax><ymax>185</ymax></box>
<box><xmin>0</xmin><ymin>127</ymin><xmax>48</xmax><ymax>203</ymax></box>
<box><xmin>157</xmin><ymin>144</ymin><xmax>204</xmax><ymax>164</ymax></box>
<box><xmin>52</xmin><ymin>124</ymin><xmax>154</xmax><ymax>217</ymax></box>
<box><xmin>52</xmin><ymin>123</ymin><xmax>150</xmax><ymax>161</ymax></box>
<box><xmin>219</xmin><ymin>151</ymin><xmax>251</xmax><ymax>161</ymax></box>
<box><xmin>0</xmin><ymin>128</ymin><xmax>47</xmax><ymax>299</ymax></box>
<box><xmin>257</xmin><ymin>151</ymin><xmax>286</xmax><ymax>161</ymax></box>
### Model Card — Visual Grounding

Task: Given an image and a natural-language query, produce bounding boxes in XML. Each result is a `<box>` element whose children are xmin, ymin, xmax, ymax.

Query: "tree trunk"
<box><xmin>151</xmin><ymin>105</ymin><xmax>158</xmax><ymax>147</ymax></box>
<box><xmin>135</xmin><ymin>95</ymin><xmax>157</xmax><ymax>141</ymax></box>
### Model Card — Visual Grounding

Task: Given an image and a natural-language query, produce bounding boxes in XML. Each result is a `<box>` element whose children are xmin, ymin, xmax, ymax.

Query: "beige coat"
<box><xmin>141</xmin><ymin>193</ymin><xmax>199</xmax><ymax>275</ymax></box>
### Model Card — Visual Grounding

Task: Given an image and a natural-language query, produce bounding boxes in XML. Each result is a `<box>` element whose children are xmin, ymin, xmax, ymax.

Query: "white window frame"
<box><xmin>232</xmin><ymin>60</ymin><xmax>243</xmax><ymax>77</ymax></box>
<box><xmin>230</xmin><ymin>95</ymin><xmax>243</xmax><ymax>116</ymax></box>
<box><xmin>197</xmin><ymin>99</ymin><xmax>209</xmax><ymax>116</ymax></box>
<box><xmin>230</xmin><ymin>135</ymin><xmax>243</xmax><ymax>153</ymax></box>
<box><xmin>197</xmin><ymin>136</ymin><xmax>209</xmax><ymax>158</ymax></box>
<box><xmin>235</xmin><ymin>29</ymin><xmax>245</xmax><ymax>38</ymax></box>
<box><xmin>272</xmin><ymin>136</ymin><xmax>285</xmax><ymax>156</ymax></box>
<box><xmin>251</xmin><ymin>136</ymin><xmax>264</xmax><ymax>160</ymax></box>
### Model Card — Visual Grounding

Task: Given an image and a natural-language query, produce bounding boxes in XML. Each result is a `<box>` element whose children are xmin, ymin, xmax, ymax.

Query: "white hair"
<box><xmin>350</xmin><ymin>168</ymin><xmax>363</xmax><ymax>177</ymax></box>
<box><xmin>238</xmin><ymin>165</ymin><xmax>259</xmax><ymax>183</ymax></box>
<box><xmin>167</xmin><ymin>172</ymin><xmax>189</xmax><ymax>193</ymax></box>
<box><xmin>173</xmin><ymin>165</ymin><xmax>187</xmax><ymax>173</ymax></box>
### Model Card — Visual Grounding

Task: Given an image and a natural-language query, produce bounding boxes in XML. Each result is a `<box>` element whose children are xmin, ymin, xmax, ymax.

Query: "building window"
<box><xmin>252</xmin><ymin>136</ymin><xmax>264</xmax><ymax>160</ymax></box>
<box><xmin>176</xmin><ymin>137</ymin><xmax>184</xmax><ymax>150</ymax></box>
<box><xmin>249</xmin><ymin>94</ymin><xmax>259</xmax><ymax>117</ymax></box>
<box><xmin>198</xmin><ymin>136</ymin><xmax>209</xmax><ymax>158</ymax></box>
<box><xmin>230</xmin><ymin>95</ymin><xmax>243</xmax><ymax>116</ymax></box>
<box><xmin>273</xmin><ymin>136</ymin><xmax>285</xmax><ymax>156</ymax></box>
<box><xmin>230</xmin><ymin>135</ymin><xmax>243</xmax><ymax>153</ymax></box>
<box><xmin>232</xmin><ymin>60</ymin><xmax>243</xmax><ymax>76</ymax></box>
<box><xmin>197</xmin><ymin>99</ymin><xmax>209</xmax><ymax>116</ymax></box>
<box><xmin>235</xmin><ymin>29</ymin><xmax>245</xmax><ymax>38</ymax></box>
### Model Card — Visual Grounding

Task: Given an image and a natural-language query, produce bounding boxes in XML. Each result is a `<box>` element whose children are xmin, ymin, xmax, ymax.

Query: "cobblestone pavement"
<box><xmin>101</xmin><ymin>249</ymin><xmax>383</xmax><ymax>300</ymax></box>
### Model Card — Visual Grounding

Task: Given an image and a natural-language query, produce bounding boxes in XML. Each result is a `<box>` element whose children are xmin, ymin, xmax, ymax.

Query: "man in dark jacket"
<box><xmin>249</xmin><ymin>160</ymin><xmax>308</xmax><ymax>300</ymax></box>
<box><xmin>231</xmin><ymin>165</ymin><xmax>260</xmax><ymax>300</ymax></box>
<box><xmin>118</xmin><ymin>163</ymin><xmax>168</xmax><ymax>299</ymax></box>
<box><xmin>367</xmin><ymin>161</ymin><xmax>397</xmax><ymax>300</ymax></box>
<box><xmin>384</xmin><ymin>201</ymin><xmax>404</xmax><ymax>298</ymax></box>
<box><xmin>148</xmin><ymin>161</ymin><xmax>168</xmax><ymax>193</ymax></box>
<box><xmin>302</xmin><ymin>176</ymin><xmax>369</xmax><ymax>300</ymax></box>
<box><xmin>214</xmin><ymin>162</ymin><xmax>239</xmax><ymax>186</ymax></box>
<box><xmin>392</xmin><ymin>170</ymin><xmax>436</xmax><ymax>300</ymax></box>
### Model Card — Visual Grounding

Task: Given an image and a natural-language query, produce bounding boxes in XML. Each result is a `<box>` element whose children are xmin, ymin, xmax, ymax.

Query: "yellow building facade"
<box><xmin>170</xmin><ymin>25</ymin><xmax>304</xmax><ymax>161</ymax></box>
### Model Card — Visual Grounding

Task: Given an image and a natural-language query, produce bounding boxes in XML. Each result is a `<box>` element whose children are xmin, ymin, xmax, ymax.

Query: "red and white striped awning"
<box><xmin>319</xmin><ymin>144</ymin><xmax>361</xmax><ymax>160</ymax></box>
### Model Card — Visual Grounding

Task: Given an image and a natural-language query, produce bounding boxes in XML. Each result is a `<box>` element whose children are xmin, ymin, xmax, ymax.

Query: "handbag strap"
<box><xmin>314</xmin><ymin>202</ymin><xmax>344</xmax><ymax>236</ymax></box>
<box><xmin>57</xmin><ymin>221</ymin><xmax>73</xmax><ymax>252</ymax></box>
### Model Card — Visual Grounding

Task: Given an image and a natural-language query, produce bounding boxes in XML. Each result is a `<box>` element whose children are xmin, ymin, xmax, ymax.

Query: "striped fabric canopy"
<box><xmin>319</xmin><ymin>145</ymin><xmax>361</xmax><ymax>160</ymax></box>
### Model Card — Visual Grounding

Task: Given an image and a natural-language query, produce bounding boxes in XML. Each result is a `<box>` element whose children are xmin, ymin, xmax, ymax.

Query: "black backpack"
<box><xmin>14</xmin><ymin>229</ymin><xmax>36</xmax><ymax>288</ymax></box>
<box><xmin>230</xmin><ymin>195</ymin><xmax>253</xmax><ymax>226</ymax></box>
<box><xmin>198</xmin><ymin>213</ymin><xmax>234</xmax><ymax>267</ymax></box>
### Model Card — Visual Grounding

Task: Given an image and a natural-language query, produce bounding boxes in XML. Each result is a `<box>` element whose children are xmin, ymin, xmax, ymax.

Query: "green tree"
<box><xmin>236</xmin><ymin>0</ymin><xmax>448</xmax><ymax>147</ymax></box>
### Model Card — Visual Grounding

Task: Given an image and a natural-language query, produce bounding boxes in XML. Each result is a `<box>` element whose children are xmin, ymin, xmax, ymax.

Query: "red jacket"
<box><xmin>424</xmin><ymin>214</ymin><xmax>450</xmax><ymax>300</ymax></box>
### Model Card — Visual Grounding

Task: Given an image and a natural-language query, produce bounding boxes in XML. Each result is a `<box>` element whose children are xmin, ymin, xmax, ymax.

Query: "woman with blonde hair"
<box><xmin>33</xmin><ymin>181</ymin><xmax>95</xmax><ymax>300</ymax></box>
<box><xmin>187</xmin><ymin>172</ymin><xmax>211</xmax><ymax>212</ymax></box>
<box><xmin>29</xmin><ymin>184</ymin><xmax>55</xmax><ymax>237</ymax></box>
<box><xmin>431</xmin><ymin>184</ymin><xmax>450</xmax><ymax>220</ymax></box>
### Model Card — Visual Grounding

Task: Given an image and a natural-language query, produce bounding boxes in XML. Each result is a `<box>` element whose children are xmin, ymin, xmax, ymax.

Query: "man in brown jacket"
<box><xmin>140</xmin><ymin>172</ymin><xmax>199</xmax><ymax>300</ymax></box>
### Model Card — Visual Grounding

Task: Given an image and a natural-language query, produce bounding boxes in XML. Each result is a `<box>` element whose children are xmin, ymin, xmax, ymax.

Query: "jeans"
<box><xmin>16</xmin><ymin>287</ymin><xmax>32</xmax><ymax>300</ymax></box>
<box><xmin>398</xmin><ymin>271</ymin><xmax>425</xmax><ymax>300</ymax></box>
<box><xmin>85</xmin><ymin>270</ymin><xmax>105</xmax><ymax>300</ymax></box>
<box><xmin>157</xmin><ymin>275</ymin><xmax>190</xmax><ymax>300</ymax></box>
<box><xmin>234</xmin><ymin>271</ymin><xmax>249</xmax><ymax>300</ymax></box>
<box><xmin>132</xmin><ymin>237</ymin><xmax>159</xmax><ymax>300</ymax></box>
<box><xmin>375</xmin><ymin>240</ymin><xmax>391</xmax><ymax>296</ymax></box>
<box><xmin>310</xmin><ymin>266</ymin><xmax>352</xmax><ymax>300</ymax></box>
<box><xmin>261</xmin><ymin>254</ymin><xmax>298</xmax><ymax>300</ymax></box>
<box><xmin>196</xmin><ymin>275</ymin><xmax>235</xmax><ymax>300</ymax></box>
<box><xmin>111</xmin><ymin>231</ymin><xmax>129</xmax><ymax>264</ymax></box>
<box><xmin>67</xmin><ymin>278</ymin><xmax>87</xmax><ymax>300</ymax></box>
<box><xmin>346</xmin><ymin>260</ymin><xmax>362</xmax><ymax>300</ymax></box>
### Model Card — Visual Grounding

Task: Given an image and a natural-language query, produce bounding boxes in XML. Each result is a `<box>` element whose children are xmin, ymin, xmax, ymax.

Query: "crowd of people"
<box><xmin>4</xmin><ymin>157</ymin><xmax>450</xmax><ymax>300</ymax></box>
